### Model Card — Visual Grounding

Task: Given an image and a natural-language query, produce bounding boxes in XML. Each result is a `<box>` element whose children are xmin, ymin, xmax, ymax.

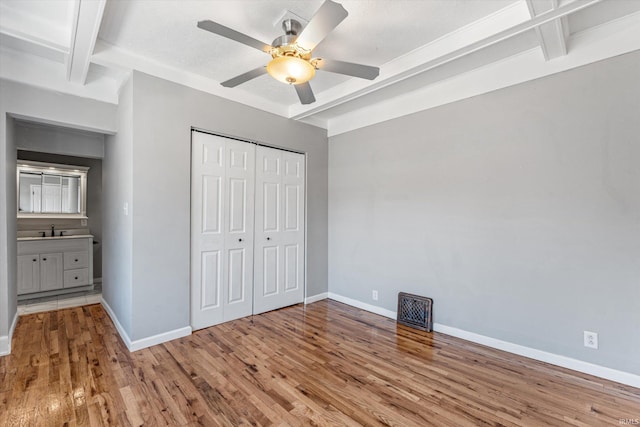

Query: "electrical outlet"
<box><xmin>584</xmin><ymin>331</ymin><xmax>598</xmax><ymax>349</ymax></box>
<box><xmin>372</xmin><ymin>290</ymin><xmax>378</xmax><ymax>301</ymax></box>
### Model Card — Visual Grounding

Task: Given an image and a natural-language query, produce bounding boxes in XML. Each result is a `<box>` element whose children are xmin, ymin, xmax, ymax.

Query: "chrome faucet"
<box><xmin>51</xmin><ymin>224</ymin><xmax>55</xmax><ymax>237</ymax></box>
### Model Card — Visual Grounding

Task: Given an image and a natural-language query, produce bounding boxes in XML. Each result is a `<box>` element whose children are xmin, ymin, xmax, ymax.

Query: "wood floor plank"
<box><xmin>1</xmin><ymin>300</ymin><xmax>639</xmax><ymax>426</ymax></box>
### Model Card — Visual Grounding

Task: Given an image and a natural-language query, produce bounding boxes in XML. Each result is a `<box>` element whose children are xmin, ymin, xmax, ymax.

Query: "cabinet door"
<box><xmin>40</xmin><ymin>252</ymin><xmax>63</xmax><ymax>291</ymax></box>
<box><xmin>17</xmin><ymin>254</ymin><xmax>40</xmax><ymax>294</ymax></box>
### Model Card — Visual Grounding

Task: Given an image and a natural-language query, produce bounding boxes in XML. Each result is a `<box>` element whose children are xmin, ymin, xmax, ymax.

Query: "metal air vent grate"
<box><xmin>397</xmin><ymin>292</ymin><xmax>433</xmax><ymax>332</ymax></box>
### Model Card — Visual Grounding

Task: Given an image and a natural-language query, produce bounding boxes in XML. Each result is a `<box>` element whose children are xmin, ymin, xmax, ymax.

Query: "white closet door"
<box><xmin>191</xmin><ymin>131</ymin><xmax>255</xmax><ymax>330</ymax></box>
<box><xmin>254</xmin><ymin>146</ymin><xmax>305</xmax><ymax>314</ymax></box>
<box><xmin>222</xmin><ymin>139</ymin><xmax>255</xmax><ymax>322</ymax></box>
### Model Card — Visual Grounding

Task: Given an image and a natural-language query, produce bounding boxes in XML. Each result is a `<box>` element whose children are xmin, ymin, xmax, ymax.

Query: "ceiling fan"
<box><xmin>197</xmin><ymin>0</ymin><xmax>380</xmax><ymax>105</ymax></box>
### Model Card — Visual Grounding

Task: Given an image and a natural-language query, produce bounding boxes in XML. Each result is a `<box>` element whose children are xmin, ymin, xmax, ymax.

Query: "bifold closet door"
<box><xmin>253</xmin><ymin>146</ymin><xmax>305</xmax><ymax>315</ymax></box>
<box><xmin>191</xmin><ymin>131</ymin><xmax>255</xmax><ymax>330</ymax></box>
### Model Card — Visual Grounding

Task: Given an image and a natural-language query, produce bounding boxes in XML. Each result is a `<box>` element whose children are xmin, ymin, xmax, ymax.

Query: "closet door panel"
<box><xmin>284</xmin><ymin>185</ymin><xmax>300</xmax><ymax>231</ymax></box>
<box><xmin>281</xmin><ymin>151</ymin><xmax>305</xmax><ymax>300</ymax></box>
<box><xmin>227</xmin><ymin>248</ymin><xmax>246</xmax><ymax>302</ymax></box>
<box><xmin>192</xmin><ymin>132</ymin><xmax>255</xmax><ymax>329</ymax></box>
<box><xmin>191</xmin><ymin>132</ymin><xmax>226</xmax><ymax>329</ymax></box>
<box><xmin>263</xmin><ymin>183</ymin><xmax>279</xmax><ymax>232</ymax></box>
<box><xmin>222</xmin><ymin>139</ymin><xmax>255</xmax><ymax>322</ymax></box>
<box><xmin>262</xmin><ymin>246</ymin><xmax>279</xmax><ymax>296</ymax></box>
<box><xmin>200</xmin><ymin>251</ymin><xmax>221</xmax><ymax>309</ymax></box>
<box><xmin>202</xmin><ymin>176</ymin><xmax>222</xmax><ymax>233</ymax></box>
<box><xmin>254</xmin><ymin>146</ymin><xmax>305</xmax><ymax>314</ymax></box>
<box><xmin>284</xmin><ymin>244</ymin><xmax>300</xmax><ymax>291</ymax></box>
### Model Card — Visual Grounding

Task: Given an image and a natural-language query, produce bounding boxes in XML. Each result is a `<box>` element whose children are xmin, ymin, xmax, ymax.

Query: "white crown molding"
<box><xmin>0</xmin><ymin>45</ymin><xmax>119</xmax><ymax>104</ymax></box>
<box><xmin>0</xmin><ymin>1</ymin><xmax>71</xmax><ymax>51</ymax></box>
<box><xmin>326</xmin><ymin>292</ymin><xmax>640</xmax><ymax>388</ymax></box>
<box><xmin>326</xmin><ymin>10</ymin><xmax>640</xmax><ymax>137</ymax></box>
<box><xmin>91</xmin><ymin>40</ymin><xmax>289</xmax><ymax>117</ymax></box>
<box><xmin>290</xmin><ymin>0</ymin><xmax>600</xmax><ymax>121</ymax></box>
<box><xmin>289</xmin><ymin>1</ymin><xmax>530</xmax><ymax>120</ymax></box>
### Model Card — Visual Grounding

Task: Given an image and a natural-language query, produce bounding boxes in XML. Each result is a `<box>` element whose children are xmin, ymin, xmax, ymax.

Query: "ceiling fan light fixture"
<box><xmin>267</xmin><ymin>56</ymin><xmax>315</xmax><ymax>85</ymax></box>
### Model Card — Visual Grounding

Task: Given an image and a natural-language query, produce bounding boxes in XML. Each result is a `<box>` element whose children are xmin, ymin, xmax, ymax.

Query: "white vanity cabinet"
<box><xmin>17</xmin><ymin>236</ymin><xmax>93</xmax><ymax>297</ymax></box>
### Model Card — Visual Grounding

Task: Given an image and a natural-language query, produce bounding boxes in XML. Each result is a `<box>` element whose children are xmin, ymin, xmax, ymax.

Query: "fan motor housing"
<box><xmin>270</xmin><ymin>19</ymin><xmax>312</xmax><ymax>61</ymax></box>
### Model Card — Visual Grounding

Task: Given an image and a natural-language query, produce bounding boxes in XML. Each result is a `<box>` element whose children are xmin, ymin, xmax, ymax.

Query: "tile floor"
<box><xmin>18</xmin><ymin>282</ymin><xmax>102</xmax><ymax>315</ymax></box>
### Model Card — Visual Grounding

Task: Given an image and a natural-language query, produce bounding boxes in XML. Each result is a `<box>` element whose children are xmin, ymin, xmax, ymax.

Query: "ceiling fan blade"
<box><xmin>221</xmin><ymin>67</ymin><xmax>267</xmax><ymax>88</ymax></box>
<box><xmin>197</xmin><ymin>20</ymin><xmax>272</xmax><ymax>53</ymax></box>
<box><xmin>294</xmin><ymin>82</ymin><xmax>316</xmax><ymax>105</ymax></box>
<box><xmin>315</xmin><ymin>58</ymin><xmax>379</xmax><ymax>80</ymax></box>
<box><xmin>295</xmin><ymin>0</ymin><xmax>348</xmax><ymax>51</ymax></box>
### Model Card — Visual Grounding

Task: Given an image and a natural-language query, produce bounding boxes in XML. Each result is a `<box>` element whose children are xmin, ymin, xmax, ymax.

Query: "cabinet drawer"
<box><xmin>64</xmin><ymin>251</ymin><xmax>89</xmax><ymax>269</ymax></box>
<box><xmin>64</xmin><ymin>268</ymin><xmax>89</xmax><ymax>288</ymax></box>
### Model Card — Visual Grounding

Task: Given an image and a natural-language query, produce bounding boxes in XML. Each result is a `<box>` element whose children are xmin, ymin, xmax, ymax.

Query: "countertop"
<box><xmin>18</xmin><ymin>234</ymin><xmax>94</xmax><ymax>242</ymax></box>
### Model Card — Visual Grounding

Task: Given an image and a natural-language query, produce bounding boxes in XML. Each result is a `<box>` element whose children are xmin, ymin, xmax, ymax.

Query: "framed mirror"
<box><xmin>17</xmin><ymin>161</ymin><xmax>89</xmax><ymax>218</ymax></box>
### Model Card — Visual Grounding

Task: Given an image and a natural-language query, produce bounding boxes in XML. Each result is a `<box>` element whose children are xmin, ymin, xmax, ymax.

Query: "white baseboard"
<box><xmin>327</xmin><ymin>292</ymin><xmax>640</xmax><ymax>389</ymax></box>
<box><xmin>433</xmin><ymin>324</ymin><xmax>640</xmax><ymax>389</ymax></box>
<box><xmin>100</xmin><ymin>297</ymin><xmax>133</xmax><ymax>350</ymax></box>
<box><xmin>100</xmin><ymin>297</ymin><xmax>191</xmax><ymax>352</ymax></box>
<box><xmin>129</xmin><ymin>326</ymin><xmax>192</xmax><ymax>352</ymax></box>
<box><xmin>0</xmin><ymin>311</ymin><xmax>19</xmax><ymax>356</ymax></box>
<box><xmin>0</xmin><ymin>336</ymin><xmax>8</xmax><ymax>356</ymax></box>
<box><xmin>328</xmin><ymin>292</ymin><xmax>396</xmax><ymax>319</ymax></box>
<box><xmin>305</xmin><ymin>292</ymin><xmax>328</xmax><ymax>304</ymax></box>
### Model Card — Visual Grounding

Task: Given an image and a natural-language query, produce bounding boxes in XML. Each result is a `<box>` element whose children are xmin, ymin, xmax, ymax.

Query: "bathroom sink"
<box><xmin>17</xmin><ymin>228</ymin><xmax>93</xmax><ymax>241</ymax></box>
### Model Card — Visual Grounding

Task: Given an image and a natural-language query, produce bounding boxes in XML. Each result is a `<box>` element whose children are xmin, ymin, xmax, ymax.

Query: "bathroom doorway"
<box><xmin>14</xmin><ymin>119</ymin><xmax>105</xmax><ymax>314</ymax></box>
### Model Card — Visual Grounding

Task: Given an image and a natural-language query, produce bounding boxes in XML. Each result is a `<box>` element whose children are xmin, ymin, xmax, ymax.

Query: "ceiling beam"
<box><xmin>526</xmin><ymin>0</ymin><xmax>568</xmax><ymax>60</ymax></box>
<box><xmin>66</xmin><ymin>0</ymin><xmax>107</xmax><ymax>84</ymax></box>
<box><xmin>290</xmin><ymin>0</ymin><xmax>600</xmax><ymax>121</ymax></box>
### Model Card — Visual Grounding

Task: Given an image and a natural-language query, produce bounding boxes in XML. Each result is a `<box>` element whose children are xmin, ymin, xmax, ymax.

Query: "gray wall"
<box><xmin>0</xmin><ymin>115</ymin><xmax>17</xmax><ymax>351</ymax></box>
<box><xmin>102</xmin><ymin>77</ymin><xmax>134</xmax><ymax>336</ymax></box>
<box><xmin>14</xmin><ymin>121</ymin><xmax>104</xmax><ymax>158</ymax></box>
<box><xmin>127</xmin><ymin>71</ymin><xmax>328</xmax><ymax>341</ymax></box>
<box><xmin>0</xmin><ymin>79</ymin><xmax>116</xmax><ymax>350</ymax></box>
<box><xmin>328</xmin><ymin>51</ymin><xmax>640</xmax><ymax>375</ymax></box>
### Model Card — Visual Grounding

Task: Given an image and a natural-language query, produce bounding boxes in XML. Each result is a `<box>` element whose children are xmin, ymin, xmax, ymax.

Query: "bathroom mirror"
<box><xmin>17</xmin><ymin>161</ymin><xmax>89</xmax><ymax>218</ymax></box>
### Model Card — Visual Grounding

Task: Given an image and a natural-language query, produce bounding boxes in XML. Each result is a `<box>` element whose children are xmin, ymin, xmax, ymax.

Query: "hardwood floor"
<box><xmin>1</xmin><ymin>300</ymin><xmax>638</xmax><ymax>426</ymax></box>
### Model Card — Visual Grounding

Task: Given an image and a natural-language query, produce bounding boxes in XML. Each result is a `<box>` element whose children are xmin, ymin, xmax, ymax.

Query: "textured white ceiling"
<box><xmin>1</xmin><ymin>0</ymin><xmax>639</xmax><ymax>134</ymax></box>
<box><xmin>97</xmin><ymin>0</ymin><xmax>514</xmax><ymax>98</ymax></box>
